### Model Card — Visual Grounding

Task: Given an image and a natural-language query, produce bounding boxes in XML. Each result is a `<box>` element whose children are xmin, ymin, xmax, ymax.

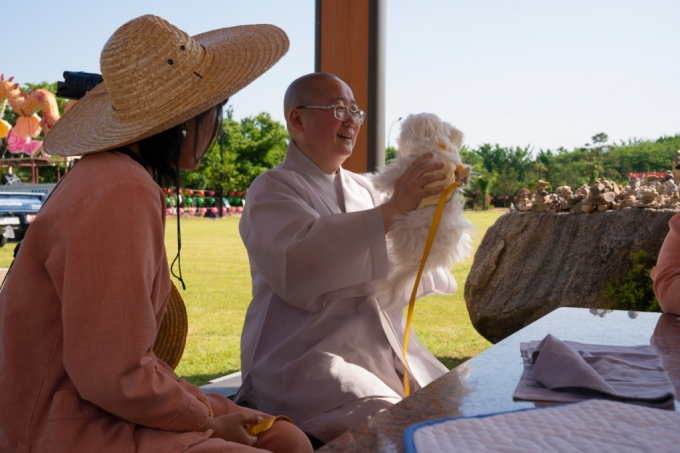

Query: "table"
<box><xmin>319</xmin><ymin>307</ymin><xmax>680</xmax><ymax>452</ymax></box>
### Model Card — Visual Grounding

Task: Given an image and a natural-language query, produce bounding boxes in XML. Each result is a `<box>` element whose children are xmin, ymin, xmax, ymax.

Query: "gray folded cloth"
<box><xmin>513</xmin><ymin>334</ymin><xmax>676</xmax><ymax>409</ymax></box>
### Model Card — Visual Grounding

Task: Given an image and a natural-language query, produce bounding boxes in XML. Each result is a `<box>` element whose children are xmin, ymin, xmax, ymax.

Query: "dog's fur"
<box><xmin>372</xmin><ymin>113</ymin><xmax>473</xmax><ymax>306</ymax></box>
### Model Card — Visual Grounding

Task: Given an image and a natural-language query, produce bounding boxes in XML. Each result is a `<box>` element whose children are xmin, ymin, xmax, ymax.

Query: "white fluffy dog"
<box><xmin>372</xmin><ymin>113</ymin><xmax>473</xmax><ymax>306</ymax></box>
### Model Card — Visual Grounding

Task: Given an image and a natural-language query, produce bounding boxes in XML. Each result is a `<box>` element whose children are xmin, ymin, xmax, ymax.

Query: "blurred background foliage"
<box><xmin>3</xmin><ymin>81</ymin><xmax>679</xmax><ymax>199</ymax></box>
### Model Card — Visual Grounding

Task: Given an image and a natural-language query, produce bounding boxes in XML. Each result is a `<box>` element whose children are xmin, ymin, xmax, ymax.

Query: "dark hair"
<box><xmin>138</xmin><ymin>100</ymin><xmax>227</xmax><ymax>187</ymax></box>
<box><xmin>136</xmin><ymin>100</ymin><xmax>227</xmax><ymax>289</ymax></box>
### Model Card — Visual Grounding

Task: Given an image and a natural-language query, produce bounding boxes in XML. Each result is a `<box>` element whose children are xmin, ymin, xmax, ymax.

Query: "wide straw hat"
<box><xmin>44</xmin><ymin>15</ymin><xmax>289</xmax><ymax>156</ymax></box>
<box><xmin>153</xmin><ymin>281</ymin><xmax>188</xmax><ymax>370</ymax></box>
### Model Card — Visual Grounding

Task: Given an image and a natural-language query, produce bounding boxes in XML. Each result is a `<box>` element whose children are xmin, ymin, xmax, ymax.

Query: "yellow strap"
<box><xmin>245</xmin><ymin>415</ymin><xmax>294</xmax><ymax>436</ymax></box>
<box><xmin>402</xmin><ymin>164</ymin><xmax>465</xmax><ymax>396</ymax></box>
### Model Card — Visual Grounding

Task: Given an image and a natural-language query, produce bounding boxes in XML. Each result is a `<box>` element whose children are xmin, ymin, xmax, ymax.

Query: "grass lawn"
<box><xmin>0</xmin><ymin>209</ymin><xmax>505</xmax><ymax>386</ymax></box>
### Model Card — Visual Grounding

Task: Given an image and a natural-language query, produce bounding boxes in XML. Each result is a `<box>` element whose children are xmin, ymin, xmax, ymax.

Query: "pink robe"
<box><xmin>0</xmin><ymin>151</ymin><xmax>312</xmax><ymax>453</ymax></box>
<box><xmin>652</xmin><ymin>212</ymin><xmax>680</xmax><ymax>315</ymax></box>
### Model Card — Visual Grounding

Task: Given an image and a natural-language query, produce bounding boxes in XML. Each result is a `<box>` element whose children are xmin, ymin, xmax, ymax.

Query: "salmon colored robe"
<box><xmin>652</xmin><ymin>212</ymin><xmax>680</xmax><ymax>315</ymax></box>
<box><xmin>0</xmin><ymin>152</ymin><xmax>311</xmax><ymax>453</ymax></box>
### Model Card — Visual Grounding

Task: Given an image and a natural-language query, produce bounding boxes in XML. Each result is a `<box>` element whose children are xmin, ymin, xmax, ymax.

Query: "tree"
<box><xmin>181</xmin><ymin>110</ymin><xmax>288</xmax><ymax>191</ymax></box>
<box><xmin>385</xmin><ymin>146</ymin><xmax>397</xmax><ymax>162</ymax></box>
<box><xmin>533</xmin><ymin>162</ymin><xmax>547</xmax><ymax>181</ymax></box>
<box><xmin>592</xmin><ymin>132</ymin><xmax>609</xmax><ymax>144</ymax></box>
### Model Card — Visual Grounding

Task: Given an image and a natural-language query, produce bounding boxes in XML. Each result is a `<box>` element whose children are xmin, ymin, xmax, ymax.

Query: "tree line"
<box><xmin>3</xmin><ymin>82</ymin><xmax>679</xmax><ymax>199</ymax></box>
<box><xmin>458</xmin><ymin>133</ymin><xmax>680</xmax><ymax>209</ymax></box>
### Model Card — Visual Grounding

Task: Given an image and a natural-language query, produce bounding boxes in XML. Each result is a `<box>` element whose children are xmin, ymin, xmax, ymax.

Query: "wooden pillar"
<box><xmin>315</xmin><ymin>0</ymin><xmax>385</xmax><ymax>173</ymax></box>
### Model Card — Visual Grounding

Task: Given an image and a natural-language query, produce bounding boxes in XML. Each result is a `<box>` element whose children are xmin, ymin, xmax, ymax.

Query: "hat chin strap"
<box><xmin>170</xmin><ymin>162</ymin><xmax>186</xmax><ymax>291</ymax></box>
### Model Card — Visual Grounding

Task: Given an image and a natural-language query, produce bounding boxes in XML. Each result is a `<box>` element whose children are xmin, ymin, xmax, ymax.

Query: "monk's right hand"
<box><xmin>199</xmin><ymin>412</ymin><xmax>261</xmax><ymax>446</ymax></box>
<box><xmin>381</xmin><ymin>152</ymin><xmax>445</xmax><ymax>231</ymax></box>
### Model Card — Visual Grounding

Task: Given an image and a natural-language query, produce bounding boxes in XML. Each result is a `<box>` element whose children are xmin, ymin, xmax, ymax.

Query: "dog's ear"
<box><xmin>447</xmin><ymin>124</ymin><xmax>464</xmax><ymax>152</ymax></box>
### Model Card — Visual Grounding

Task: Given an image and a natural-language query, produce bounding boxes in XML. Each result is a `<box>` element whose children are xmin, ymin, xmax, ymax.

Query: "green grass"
<box><xmin>411</xmin><ymin>210</ymin><xmax>501</xmax><ymax>369</ymax></box>
<box><xmin>164</xmin><ymin>216</ymin><xmax>252</xmax><ymax>384</ymax></box>
<box><xmin>0</xmin><ymin>209</ymin><xmax>505</xmax><ymax>386</ymax></box>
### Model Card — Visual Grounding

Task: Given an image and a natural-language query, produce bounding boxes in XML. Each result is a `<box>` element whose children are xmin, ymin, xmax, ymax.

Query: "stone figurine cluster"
<box><xmin>508</xmin><ymin>150</ymin><xmax>680</xmax><ymax>214</ymax></box>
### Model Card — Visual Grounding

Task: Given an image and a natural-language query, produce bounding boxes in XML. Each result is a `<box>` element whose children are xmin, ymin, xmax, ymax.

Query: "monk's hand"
<box><xmin>381</xmin><ymin>152</ymin><xmax>445</xmax><ymax>231</ymax></box>
<box><xmin>199</xmin><ymin>412</ymin><xmax>261</xmax><ymax>446</ymax></box>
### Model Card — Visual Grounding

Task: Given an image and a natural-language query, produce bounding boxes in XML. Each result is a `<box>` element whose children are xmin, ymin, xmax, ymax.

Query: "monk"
<box><xmin>236</xmin><ymin>73</ymin><xmax>458</xmax><ymax>444</ymax></box>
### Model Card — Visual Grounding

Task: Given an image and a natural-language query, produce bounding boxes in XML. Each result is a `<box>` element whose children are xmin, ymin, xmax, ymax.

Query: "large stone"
<box><xmin>464</xmin><ymin>209</ymin><xmax>677</xmax><ymax>343</ymax></box>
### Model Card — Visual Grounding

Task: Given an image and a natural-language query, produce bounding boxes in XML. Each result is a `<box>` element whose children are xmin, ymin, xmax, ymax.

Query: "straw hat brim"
<box><xmin>153</xmin><ymin>281</ymin><xmax>187</xmax><ymax>370</ymax></box>
<box><xmin>44</xmin><ymin>24</ymin><xmax>289</xmax><ymax>156</ymax></box>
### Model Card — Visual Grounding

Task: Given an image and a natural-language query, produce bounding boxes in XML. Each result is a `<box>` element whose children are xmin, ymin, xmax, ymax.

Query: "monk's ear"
<box><xmin>288</xmin><ymin>109</ymin><xmax>305</xmax><ymax>133</ymax></box>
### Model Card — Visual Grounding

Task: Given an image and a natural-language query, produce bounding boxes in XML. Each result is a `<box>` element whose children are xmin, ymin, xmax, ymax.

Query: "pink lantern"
<box><xmin>189</xmin><ymin>208</ymin><xmax>196</xmax><ymax>215</ymax></box>
<box><xmin>166</xmin><ymin>208</ymin><xmax>173</xmax><ymax>216</ymax></box>
<box><xmin>199</xmin><ymin>207</ymin><xmax>207</xmax><ymax>215</ymax></box>
<box><xmin>505</xmin><ymin>196</ymin><xmax>509</xmax><ymax>200</ymax></box>
<box><xmin>222</xmin><ymin>207</ymin><xmax>227</xmax><ymax>214</ymax></box>
<box><xmin>178</xmin><ymin>208</ymin><xmax>185</xmax><ymax>216</ymax></box>
<box><xmin>229</xmin><ymin>207</ymin><xmax>236</xmax><ymax>214</ymax></box>
<box><xmin>236</xmin><ymin>207</ymin><xmax>243</xmax><ymax>214</ymax></box>
<box><xmin>210</xmin><ymin>207</ymin><xmax>217</xmax><ymax>215</ymax></box>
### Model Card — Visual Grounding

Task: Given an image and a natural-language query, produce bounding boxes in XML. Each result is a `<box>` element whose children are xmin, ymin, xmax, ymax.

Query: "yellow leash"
<box><xmin>402</xmin><ymin>164</ymin><xmax>468</xmax><ymax>396</ymax></box>
<box><xmin>245</xmin><ymin>415</ymin><xmax>294</xmax><ymax>436</ymax></box>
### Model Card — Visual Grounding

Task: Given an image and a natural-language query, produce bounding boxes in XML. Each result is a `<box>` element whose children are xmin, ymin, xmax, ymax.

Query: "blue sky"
<box><xmin>4</xmin><ymin>0</ymin><xmax>679</xmax><ymax>152</ymax></box>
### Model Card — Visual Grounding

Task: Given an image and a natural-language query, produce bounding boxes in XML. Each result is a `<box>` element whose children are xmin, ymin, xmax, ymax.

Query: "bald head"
<box><xmin>283</xmin><ymin>72</ymin><xmax>345</xmax><ymax>132</ymax></box>
<box><xmin>282</xmin><ymin>72</ymin><xmax>360</xmax><ymax>174</ymax></box>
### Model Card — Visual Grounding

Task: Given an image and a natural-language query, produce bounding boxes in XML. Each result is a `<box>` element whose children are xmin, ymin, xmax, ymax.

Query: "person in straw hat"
<box><xmin>0</xmin><ymin>14</ymin><xmax>312</xmax><ymax>453</ymax></box>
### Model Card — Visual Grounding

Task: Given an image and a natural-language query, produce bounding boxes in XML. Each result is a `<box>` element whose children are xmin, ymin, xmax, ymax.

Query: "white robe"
<box><xmin>236</xmin><ymin>141</ymin><xmax>455</xmax><ymax>424</ymax></box>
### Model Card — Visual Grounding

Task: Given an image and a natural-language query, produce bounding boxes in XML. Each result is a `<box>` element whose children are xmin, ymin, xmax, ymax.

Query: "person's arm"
<box><xmin>241</xmin><ymin>154</ymin><xmax>445</xmax><ymax>313</ymax></box>
<box><xmin>652</xmin><ymin>213</ymin><xmax>680</xmax><ymax>315</ymax></box>
<box><xmin>242</xmin><ymin>173</ymin><xmax>387</xmax><ymax>312</ymax></box>
<box><xmin>381</xmin><ymin>153</ymin><xmax>445</xmax><ymax>232</ymax></box>
<box><xmin>51</xmin><ymin>180</ymin><xmax>208</xmax><ymax>431</ymax></box>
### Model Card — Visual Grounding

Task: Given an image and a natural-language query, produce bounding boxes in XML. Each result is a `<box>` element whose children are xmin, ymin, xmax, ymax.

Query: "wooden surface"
<box><xmin>318</xmin><ymin>0</ymin><xmax>370</xmax><ymax>173</ymax></box>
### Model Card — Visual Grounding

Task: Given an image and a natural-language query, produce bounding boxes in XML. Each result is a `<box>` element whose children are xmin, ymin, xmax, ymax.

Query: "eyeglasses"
<box><xmin>296</xmin><ymin>104</ymin><xmax>366</xmax><ymax>125</ymax></box>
